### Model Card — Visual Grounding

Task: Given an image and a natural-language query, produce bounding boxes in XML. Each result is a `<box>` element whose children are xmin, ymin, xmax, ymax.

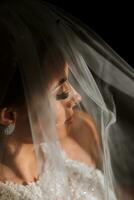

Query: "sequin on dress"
<box><xmin>0</xmin><ymin>152</ymin><xmax>116</xmax><ymax>200</ymax></box>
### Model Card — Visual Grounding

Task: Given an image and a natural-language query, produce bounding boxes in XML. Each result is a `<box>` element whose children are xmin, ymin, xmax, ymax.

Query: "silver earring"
<box><xmin>0</xmin><ymin>124</ymin><xmax>15</xmax><ymax>136</ymax></box>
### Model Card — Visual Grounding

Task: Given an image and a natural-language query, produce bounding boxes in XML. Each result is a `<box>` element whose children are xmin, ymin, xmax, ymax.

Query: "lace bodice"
<box><xmin>0</xmin><ymin>153</ymin><xmax>116</xmax><ymax>200</ymax></box>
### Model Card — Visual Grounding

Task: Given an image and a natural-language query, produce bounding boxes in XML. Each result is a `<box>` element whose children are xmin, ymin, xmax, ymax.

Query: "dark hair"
<box><xmin>0</xmin><ymin>13</ymin><xmax>65</xmax><ymax>107</ymax></box>
<box><xmin>0</xmin><ymin>21</ymin><xmax>24</xmax><ymax>107</ymax></box>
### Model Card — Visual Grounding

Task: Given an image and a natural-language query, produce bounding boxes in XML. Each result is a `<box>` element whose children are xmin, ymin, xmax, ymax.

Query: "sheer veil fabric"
<box><xmin>0</xmin><ymin>0</ymin><xmax>134</xmax><ymax>199</ymax></box>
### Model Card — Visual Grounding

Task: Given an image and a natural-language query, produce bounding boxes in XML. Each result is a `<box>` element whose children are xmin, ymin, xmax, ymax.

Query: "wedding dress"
<box><xmin>0</xmin><ymin>151</ymin><xmax>116</xmax><ymax>200</ymax></box>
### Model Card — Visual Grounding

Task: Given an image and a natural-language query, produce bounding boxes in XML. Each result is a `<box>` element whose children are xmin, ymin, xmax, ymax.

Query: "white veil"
<box><xmin>0</xmin><ymin>0</ymin><xmax>134</xmax><ymax>199</ymax></box>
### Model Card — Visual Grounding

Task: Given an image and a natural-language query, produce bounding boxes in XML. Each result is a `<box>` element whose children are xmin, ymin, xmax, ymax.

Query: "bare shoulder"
<box><xmin>67</xmin><ymin>110</ymin><xmax>101</xmax><ymax>166</ymax></box>
<box><xmin>67</xmin><ymin>110</ymin><xmax>99</xmax><ymax>145</ymax></box>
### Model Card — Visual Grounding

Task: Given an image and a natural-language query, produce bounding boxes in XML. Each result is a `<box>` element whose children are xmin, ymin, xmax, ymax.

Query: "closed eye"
<box><xmin>56</xmin><ymin>91</ymin><xmax>69</xmax><ymax>100</ymax></box>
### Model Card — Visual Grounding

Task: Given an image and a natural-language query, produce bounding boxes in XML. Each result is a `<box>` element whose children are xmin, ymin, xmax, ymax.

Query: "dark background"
<box><xmin>45</xmin><ymin>0</ymin><xmax>133</xmax><ymax>68</ymax></box>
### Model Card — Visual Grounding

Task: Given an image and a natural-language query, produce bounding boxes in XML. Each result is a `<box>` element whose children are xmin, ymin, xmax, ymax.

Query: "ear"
<box><xmin>0</xmin><ymin>107</ymin><xmax>17</xmax><ymax>125</ymax></box>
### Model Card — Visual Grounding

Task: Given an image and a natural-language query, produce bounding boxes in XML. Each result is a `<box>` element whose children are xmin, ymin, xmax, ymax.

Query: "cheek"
<box><xmin>55</xmin><ymin>101</ymin><xmax>66</xmax><ymax>126</ymax></box>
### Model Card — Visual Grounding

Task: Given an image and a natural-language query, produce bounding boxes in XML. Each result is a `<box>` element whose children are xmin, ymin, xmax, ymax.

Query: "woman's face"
<box><xmin>50</xmin><ymin>65</ymin><xmax>81</xmax><ymax>131</ymax></box>
<box><xmin>2</xmin><ymin>65</ymin><xmax>81</xmax><ymax>143</ymax></box>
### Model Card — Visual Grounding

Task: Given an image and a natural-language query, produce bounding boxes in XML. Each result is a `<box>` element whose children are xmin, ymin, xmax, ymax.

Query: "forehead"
<box><xmin>49</xmin><ymin>64</ymin><xmax>69</xmax><ymax>91</ymax></box>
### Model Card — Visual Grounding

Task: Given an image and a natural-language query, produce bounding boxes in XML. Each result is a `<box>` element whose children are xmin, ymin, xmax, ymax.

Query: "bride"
<box><xmin>0</xmin><ymin>0</ymin><xmax>133</xmax><ymax>199</ymax></box>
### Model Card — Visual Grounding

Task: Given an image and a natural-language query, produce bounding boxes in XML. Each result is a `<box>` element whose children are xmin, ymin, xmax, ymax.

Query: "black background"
<box><xmin>45</xmin><ymin>0</ymin><xmax>133</xmax><ymax>68</ymax></box>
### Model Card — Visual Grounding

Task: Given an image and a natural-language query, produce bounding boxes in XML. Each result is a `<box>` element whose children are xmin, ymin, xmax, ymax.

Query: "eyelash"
<box><xmin>55</xmin><ymin>81</ymin><xmax>71</xmax><ymax>100</ymax></box>
<box><xmin>56</xmin><ymin>91</ymin><xmax>69</xmax><ymax>100</ymax></box>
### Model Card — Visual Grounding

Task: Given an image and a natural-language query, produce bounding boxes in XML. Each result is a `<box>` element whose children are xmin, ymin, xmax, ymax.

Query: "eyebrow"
<box><xmin>54</xmin><ymin>77</ymin><xmax>67</xmax><ymax>89</ymax></box>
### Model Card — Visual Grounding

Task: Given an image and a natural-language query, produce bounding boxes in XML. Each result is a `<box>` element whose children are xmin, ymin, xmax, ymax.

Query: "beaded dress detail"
<box><xmin>0</xmin><ymin>151</ymin><xmax>116</xmax><ymax>200</ymax></box>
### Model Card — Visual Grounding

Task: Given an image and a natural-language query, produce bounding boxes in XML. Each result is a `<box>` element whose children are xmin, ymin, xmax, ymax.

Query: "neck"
<box><xmin>0</xmin><ymin>137</ymin><xmax>38</xmax><ymax>184</ymax></box>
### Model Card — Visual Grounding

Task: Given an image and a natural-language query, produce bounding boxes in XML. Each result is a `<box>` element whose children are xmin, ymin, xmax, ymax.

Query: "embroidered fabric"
<box><xmin>0</xmin><ymin>152</ymin><xmax>116</xmax><ymax>200</ymax></box>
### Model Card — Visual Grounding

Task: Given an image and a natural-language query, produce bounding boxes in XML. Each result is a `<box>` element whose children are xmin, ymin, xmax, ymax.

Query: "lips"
<box><xmin>65</xmin><ymin>116</ymin><xmax>74</xmax><ymax>124</ymax></box>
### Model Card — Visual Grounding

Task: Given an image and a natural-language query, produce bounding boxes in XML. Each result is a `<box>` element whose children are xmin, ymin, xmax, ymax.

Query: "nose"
<box><xmin>66</xmin><ymin>85</ymin><xmax>82</xmax><ymax>109</ymax></box>
<box><xmin>71</xmin><ymin>86</ymin><xmax>82</xmax><ymax>104</ymax></box>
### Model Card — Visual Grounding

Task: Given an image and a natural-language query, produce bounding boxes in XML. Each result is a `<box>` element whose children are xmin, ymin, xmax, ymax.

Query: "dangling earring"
<box><xmin>0</xmin><ymin>124</ymin><xmax>15</xmax><ymax>136</ymax></box>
